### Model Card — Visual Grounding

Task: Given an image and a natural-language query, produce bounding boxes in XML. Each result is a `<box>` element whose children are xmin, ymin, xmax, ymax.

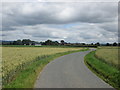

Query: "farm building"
<box><xmin>35</xmin><ymin>43</ymin><xmax>42</xmax><ymax>46</ymax></box>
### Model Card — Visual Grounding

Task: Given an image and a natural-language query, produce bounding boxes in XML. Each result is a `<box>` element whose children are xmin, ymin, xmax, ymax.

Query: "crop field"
<box><xmin>2</xmin><ymin>47</ymin><xmax>82</xmax><ymax>77</ymax></box>
<box><xmin>95</xmin><ymin>47</ymin><xmax>119</xmax><ymax>68</ymax></box>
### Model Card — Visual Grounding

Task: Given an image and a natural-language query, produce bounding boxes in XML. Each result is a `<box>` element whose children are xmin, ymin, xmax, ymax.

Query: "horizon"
<box><xmin>0</xmin><ymin>39</ymin><xmax>119</xmax><ymax>44</ymax></box>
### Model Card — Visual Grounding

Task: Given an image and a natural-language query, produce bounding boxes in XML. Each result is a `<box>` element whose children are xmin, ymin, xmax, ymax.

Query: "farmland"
<box><xmin>2</xmin><ymin>47</ymin><xmax>83</xmax><ymax>76</ymax></box>
<box><xmin>85</xmin><ymin>46</ymin><xmax>120</xmax><ymax>89</ymax></box>
<box><xmin>2</xmin><ymin>46</ymin><xmax>86</xmax><ymax>87</ymax></box>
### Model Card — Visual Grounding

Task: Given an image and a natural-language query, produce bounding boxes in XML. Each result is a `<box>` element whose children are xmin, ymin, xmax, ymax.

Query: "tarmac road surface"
<box><xmin>34</xmin><ymin>50</ymin><xmax>113</xmax><ymax>88</ymax></box>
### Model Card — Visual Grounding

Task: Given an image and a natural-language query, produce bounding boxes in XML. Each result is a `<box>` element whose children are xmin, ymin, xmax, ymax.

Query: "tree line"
<box><xmin>1</xmin><ymin>39</ymin><xmax>120</xmax><ymax>47</ymax></box>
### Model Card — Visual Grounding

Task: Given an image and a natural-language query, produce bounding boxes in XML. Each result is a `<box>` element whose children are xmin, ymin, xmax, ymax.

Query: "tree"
<box><xmin>22</xmin><ymin>39</ymin><xmax>31</xmax><ymax>45</ymax></box>
<box><xmin>96</xmin><ymin>42</ymin><xmax>100</xmax><ymax>46</ymax></box>
<box><xmin>61</xmin><ymin>40</ymin><xmax>65</xmax><ymax>45</ymax></box>
<box><xmin>40</xmin><ymin>42</ymin><xmax>45</xmax><ymax>45</ymax></box>
<box><xmin>113</xmin><ymin>42</ymin><xmax>118</xmax><ymax>46</ymax></box>
<box><xmin>44</xmin><ymin>40</ymin><xmax>53</xmax><ymax>45</ymax></box>
<box><xmin>106</xmin><ymin>43</ymin><xmax>110</xmax><ymax>46</ymax></box>
<box><xmin>118</xmin><ymin>43</ymin><xmax>120</xmax><ymax>46</ymax></box>
<box><xmin>81</xmin><ymin>43</ymin><xmax>86</xmax><ymax>45</ymax></box>
<box><xmin>13</xmin><ymin>41</ymin><xmax>17</xmax><ymax>45</ymax></box>
<box><xmin>91</xmin><ymin>43</ymin><xmax>94</xmax><ymax>45</ymax></box>
<box><xmin>16</xmin><ymin>40</ymin><xmax>22</xmax><ymax>45</ymax></box>
<box><xmin>53</xmin><ymin>41</ymin><xmax>59</xmax><ymax>45</ymax></box>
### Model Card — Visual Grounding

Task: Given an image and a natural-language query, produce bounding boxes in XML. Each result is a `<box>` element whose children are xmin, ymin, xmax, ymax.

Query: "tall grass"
<box><xmin>95</xmin><ymin>47</ymin><xmax>119</xmax><ymax>69</ymax></box>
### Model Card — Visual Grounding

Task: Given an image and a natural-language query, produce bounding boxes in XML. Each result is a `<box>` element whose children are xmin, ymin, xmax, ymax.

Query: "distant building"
<box><xmin>29</xmin><ymin>43</ymin><xmax>32</xmax><ymax>46</ymax></box>
<box><xmin>35</xmin><ymin>43</ymin><xmax>42</xmax><ymax>46</ymax></box>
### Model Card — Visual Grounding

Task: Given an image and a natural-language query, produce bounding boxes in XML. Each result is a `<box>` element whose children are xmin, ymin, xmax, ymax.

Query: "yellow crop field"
<box><xmin>2</xmin><ymin>47</ymin><xmax>82</xmax><ymax>76</ymax></box>
<box><xmin>95</xmin><ymin>47</ymin><xmax>119</xmax><ymax>68</ymax></box>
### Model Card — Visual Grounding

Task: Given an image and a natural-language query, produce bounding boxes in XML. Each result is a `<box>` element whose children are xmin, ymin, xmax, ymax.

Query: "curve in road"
<box><xmin>34</xmin><ymin>50</ymin><xmax>113</xmax><ymax>88</ymax></box>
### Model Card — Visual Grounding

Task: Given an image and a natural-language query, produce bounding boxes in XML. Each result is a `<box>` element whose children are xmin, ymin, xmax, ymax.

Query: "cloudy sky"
<box><xmin>1</xmin><ymin>0</ymin><xmax>119</xmax><ymax>43</ymax></box>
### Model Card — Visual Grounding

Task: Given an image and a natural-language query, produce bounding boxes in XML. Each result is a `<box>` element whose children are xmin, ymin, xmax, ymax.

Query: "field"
<box><xmin>85</xmin><ymin>46</ymin><xmax>120</xmax><ymax>89</ymax></box>
<box><xmin>95</xmin><ymin>47</ymin><xmax>119</xmax><ymax>68</ymax></box>
<box><xmin>2</xmin><ymin>47</ymin><xmax>83</xmax><ymax>76</ymax></box>
<box><xmin>2</xmin><ymin>46</ymin><xmax>85</xmax><ymax>87</ymax></box>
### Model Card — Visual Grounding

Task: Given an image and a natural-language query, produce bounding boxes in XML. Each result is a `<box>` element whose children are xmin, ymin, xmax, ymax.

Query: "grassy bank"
<box><xmin>95</xmin><ymin>47</ymin><xmax>119</xmax><ymax>69</ymax></box>
<box><xmin>84</xmin><ymin>51</ymin><xmax>120</xmax><ymax>89</ymax></box>
<box><xmin>3</xmin><ymin>49</ymin><xmax>88</xmax><ymax>88</ymax></box>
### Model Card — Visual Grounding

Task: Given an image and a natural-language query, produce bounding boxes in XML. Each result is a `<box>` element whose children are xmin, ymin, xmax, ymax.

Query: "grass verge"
<box><xmin>3</xmin><ymin>48</ymin><xmax>88</xmax><ymax>88</ymax></box>
<box><xmin>84</xmin><ymin>51</ymin><xmax>120</xmax><ymax>90</ymax></box>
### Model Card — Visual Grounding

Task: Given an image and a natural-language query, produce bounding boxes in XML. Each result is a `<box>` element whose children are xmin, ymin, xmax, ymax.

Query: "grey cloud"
<box><xmin>98</xmin><ymin>22</ymin><xmax>118</xmax><ymax>32</ymax></box>
<box><xmin>2</xmin><ymin>2</ymin><xmax>117</xmax><ymax>31</ymax></box>
<box><xmin>2</xmin><ymin>0</ymin><xmax>119</xmax><ymax>2</ymax></box>
<box><xmin>1</xmin><ymin>2</ymin><xmax>118</xmax><ymax>43</ymax></box>
<box><xmin>2</xmin><ymin>23</ymin><xmax>118</xmax><ymax>43</ymax></box>
<box><xmin>18</xmin><ymin>25</ymin><xmax>69</xmax><ymax>39</ymax></box>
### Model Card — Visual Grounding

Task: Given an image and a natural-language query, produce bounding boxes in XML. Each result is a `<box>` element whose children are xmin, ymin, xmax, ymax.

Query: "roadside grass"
<box><xmin>84</xmin><ymin>51</ymin><xmax>120</xmax><ymax>89</ymax></box>
<box><xmin>3</xmin><ymin>48</ymin><xmax>88</xmax><ymax>88</ymax></box>
<box><xmin>95</xmin><ymin>47</ymin><xmax>119</xmax><ymax>69</ymax></box>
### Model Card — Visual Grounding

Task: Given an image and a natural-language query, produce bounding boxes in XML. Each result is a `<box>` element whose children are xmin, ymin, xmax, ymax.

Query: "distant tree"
<box><xmin>31</xmin><ymin>41</ymin><xmax>36</xmax><ymax>45</ymax></box>
<box><xmin>75</xmin><ymin>43</ymin><xmax>79</xmax><ymax>45</ymax></box>
<box><xmin>53</xmin><ymin>41</ymin><xmax>59</xmax><ymax>45</ymax></box>
<box><xmin>81</xmin><ymin>43</ymin><xmax>86</xmax><ymax>45</ymax></box>
<box><xmin>13</xmin><ymin>41</ymin><xmax>17</xmax><ymax>45</ymax></box>
<box><xmin>96</xmin><ymin>42</ymin><xmax>100</xmax><ymax>46</ymax></box>
<box><xmin>113</xmin><ymin>42</ymin><xmax>118</xmax><ymax>46</ymax></box>
<box><xmin>40</xmin><ymin>42</ymin><xmax>44</xmax><ymax>45</ymax></box>
<box><xmin>2</xmin><ymin>41</ymin><xmax>12</xmax><ymax>45</ymax></box>
<box><xmin>12</xmin><ymin>40</ymin><xmax>22</xmax><ymax>45</ymax></box>
<box><xmin>43</xmin><ymin>40</ymin><xmax>59</xmax><ymax>45</ymax></box>
<box><xmin>16</xmin><ymin>40</ymin><xmax>22</xmax><ymax>45</ymax></box>
<box><xmin>61</xmin><ymin>40</ymin><xmax>65</xmax><ymax>45</ymax></box>
<box><xmin>44</xmin><ymin>40</ymin><xmax>53</xmax><ymax>45</ymax></box>
<box><xmin>91</xmin><ymin>43</ymin><xmax>94</xmax><ymax>45</ymax></box>
<box><xmin>119</xmin><ymin>43</ymin><xmax>120</xmax><ymax>46</ymax></box>
<box><xmin>9</xmin><ymin>42</ymin><xmax>13</xmax><ymax>45</ymax></box>
<box><xmin>106</xmin><ymin>43</ymin><xmax>110</xmax><ymax>46</ymax></box>
<box><xmin>22</xmin><ymin>39</ymin><xmax>31</xmax><ymax>45</ymax></box>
